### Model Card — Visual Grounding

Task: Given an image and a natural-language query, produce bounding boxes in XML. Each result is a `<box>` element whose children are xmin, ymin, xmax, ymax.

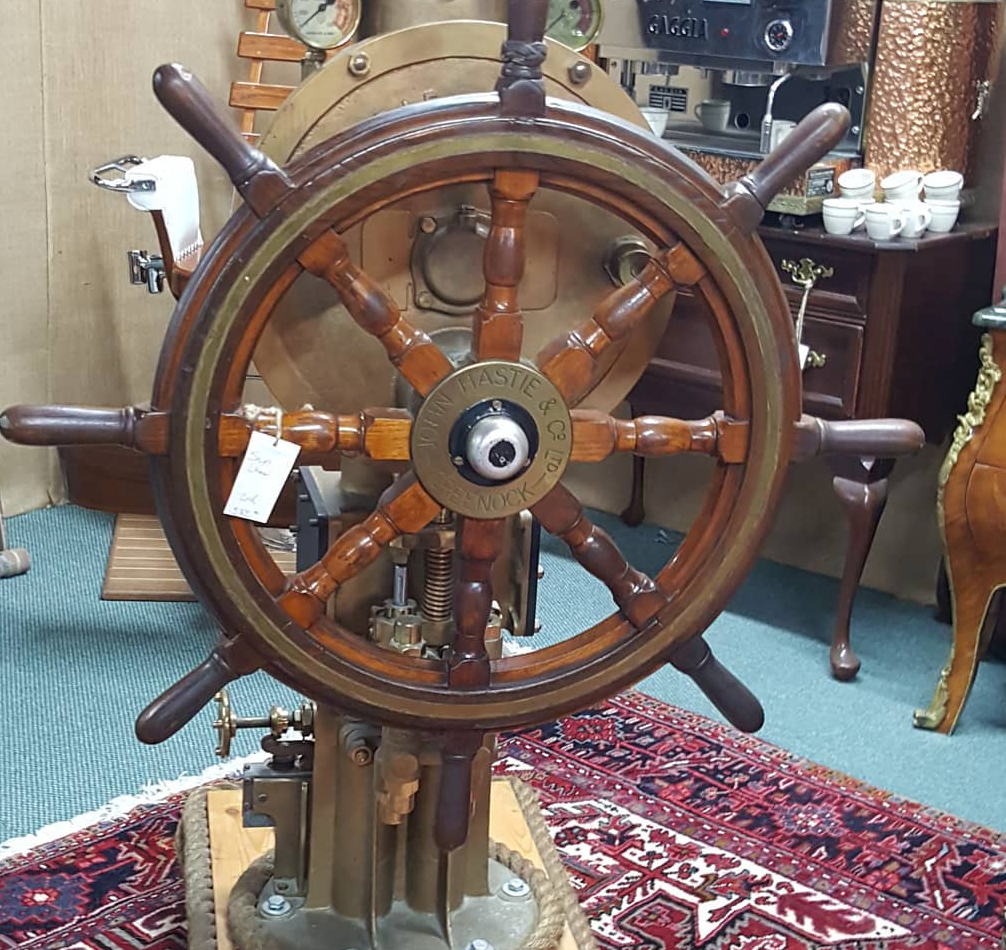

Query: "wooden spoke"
<box><xmin>436</xmin><ymin>729</ymin><xmax>485</xmax><ymax>852</ymax></box>
<box><xmin>300</xmin><ymin>231</ymin><xmax>453</xmax><ymax>397</ymax></box>
<box><xmin>278</xmin><ymin>474</ymin><xmax>442</xmax><ymax>628</ymax></box>
<box><xmin>531</xmin><ymin>483</ymin><xmax>666</xmax><ymax>629</ymax></box>
<box><xmin>495</xmin><ymin>0</ymin><xmax>549</xmax><ymax>117</ymax></box>
<box><xmin>0</xmin><ymin>404</ymin><xmax>170</xmax><ymax>453</ymax></box>
<box><xmin>219</xmin><ymin>407</ymin><xmax>411</xmax><ymax>462</ymax></box>
<box><xmin>535</xmin><ymin>243</ymin><xmax>705</xmax><ymax>404</ymax></box>
<box><xmin>570</xmin><ymin>410</ymin><xmax>744</xmax><ymax>463</ymax></box>
<box><xmin>449</xmin><ymin>517</ymin><xmax>506</xmax><ymax>689</ymax></box>
<box><xmin>0</xmin><ymin>404</ymin><xmax>412</xmax><ymax>462</ymax></box>
<box><xmin>473</xmin><ymin>169</ymin><xmax>540</xmax><ymax>361</ymax></box>
<box><xmin>434</xmin><ymin>516</ymin><xmax>505</xmax><ymax>852</ymax></box>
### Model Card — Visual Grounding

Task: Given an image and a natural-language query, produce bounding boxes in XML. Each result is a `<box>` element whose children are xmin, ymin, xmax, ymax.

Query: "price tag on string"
<box><xmin>224</xmin><ymin>430</ymin><xmax>301</xmax><ymax>524</ymax></box>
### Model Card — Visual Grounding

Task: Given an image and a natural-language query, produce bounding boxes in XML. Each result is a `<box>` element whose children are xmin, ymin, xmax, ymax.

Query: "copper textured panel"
<box><xmin>829</xmin><ymin>0</ymin><xmax>880</xmax><ymax>65</ymax></box>
<box><xmin>865</xmin><ymin>0</ymin><xmax>1002</xmax><ymax>182</ymax></box>
<box><xmin>681</xmin><ymin>149</ymin><xmax>858</xmax><ymax>212</ymax></box>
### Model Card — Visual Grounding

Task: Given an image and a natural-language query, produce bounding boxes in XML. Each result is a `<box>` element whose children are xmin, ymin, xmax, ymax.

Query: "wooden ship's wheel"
<box><xmin>1</xmin><ymin>2</ymin><xmax>925</xmax><ymax>946</ymax></box>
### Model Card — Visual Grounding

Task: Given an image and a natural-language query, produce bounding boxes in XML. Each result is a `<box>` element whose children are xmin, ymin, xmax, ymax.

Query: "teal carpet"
<box><xmin>1</xmin><ymin>504</ymin><xmax>1004</xmax><ymax>844</ymax></box>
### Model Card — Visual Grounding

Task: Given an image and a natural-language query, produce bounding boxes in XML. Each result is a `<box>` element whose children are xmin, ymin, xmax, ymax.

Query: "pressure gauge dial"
<box><xmin>545</xmin><ymin>0</ymin><xmax>604</xmax><ymax>52</ymax></box>
<box><xmin>276</xmin><ymin>0</ymin><xmax>361</xmax><ymax>51</ymax></box>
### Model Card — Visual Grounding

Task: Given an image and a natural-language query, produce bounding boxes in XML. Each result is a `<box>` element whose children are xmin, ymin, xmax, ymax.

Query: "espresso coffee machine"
<box><xmin>596</xmin><ymin>0</ymin><xmax>877</xmax><ymax>214</ymax></box>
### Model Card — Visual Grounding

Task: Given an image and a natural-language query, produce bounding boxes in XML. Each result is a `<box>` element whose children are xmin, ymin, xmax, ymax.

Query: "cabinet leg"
<box><xmin>914</xmin><ymin>573</ymin><xmax>1001</xmax><ymax>734</ymax></box>
<box><xmin>828</xmin><ymin>457</ymin><xmax>895</xmax><ymax>681</ymax></box>
<box><xmin>621</xmin><ymin>454</ymin><xmax>646</xmax><ymax>527</ymax></box>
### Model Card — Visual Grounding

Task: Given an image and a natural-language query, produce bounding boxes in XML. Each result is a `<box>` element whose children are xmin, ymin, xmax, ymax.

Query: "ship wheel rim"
<box><xmin>152</xmin><ymin>95</ymin><xmax>799</xmax><ymax>732</ymax></box>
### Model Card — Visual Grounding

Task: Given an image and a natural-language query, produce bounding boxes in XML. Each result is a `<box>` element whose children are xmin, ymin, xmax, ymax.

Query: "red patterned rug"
<box><xmin>2</xmin><ymin>692</ymin><xmax>1004</xmax><ymax>949</ymax></box>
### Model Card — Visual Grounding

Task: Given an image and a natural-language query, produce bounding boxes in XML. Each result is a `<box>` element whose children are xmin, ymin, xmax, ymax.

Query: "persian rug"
<box><xmin>2</xmin><ymin>692</ymin><xmax>1004</xmax><ymax>949</ymax></box>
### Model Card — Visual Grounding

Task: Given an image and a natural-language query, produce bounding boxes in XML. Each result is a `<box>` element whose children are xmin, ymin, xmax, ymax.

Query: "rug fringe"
<box><xmin>0</xmin><ymin>752</ymin><xmax>268</xmax><ymax>862</ymax></box>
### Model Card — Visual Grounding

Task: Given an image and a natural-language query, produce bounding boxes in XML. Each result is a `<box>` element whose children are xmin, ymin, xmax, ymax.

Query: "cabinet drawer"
<box><xmin>762</xmin><ymin>239</ymin><xmax>871</xmax><ymax>324</ymax></box>
<box><xmin>800</xmin><ymin>317</ymin><xmax>863</xmax><ymax>418</ymax></box>
<box><xmin>643</xmin><ymin>291</ymin><xmax>862</xmax><ymax>420</ymax></box>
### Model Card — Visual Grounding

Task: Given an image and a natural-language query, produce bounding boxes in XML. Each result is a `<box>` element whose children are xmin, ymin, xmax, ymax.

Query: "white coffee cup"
<box><xmin>928</xmin><ymin>198</ymin><xmax>961</xmax><ymax>233</ymax></box>
<box><xmin>822</xmin><ymin>197</ymin><xmax>866</xmax><ymax>236</ymax></box>
<box><xmin>900</xmin><ymin>200</ymin><xmax>932</xmax><ymax>238</ymax></box>
<box><xmin>694</xmin><ymin>99</ymin><xmax>731</xmax><ymax>133</ymax></box>
<box><xmin>838</xmin><ymin>168</ymin><xmax>876</xmax><ymax>202</ymax></box>
<box><xmin>881</xmin><ymin>170</ymin><xmax>924</xmax><ymax>202</ymax></box>
<box><xmin>864</xmin><ymin>202</ymin><xmax>905</xmax><ymax>240</ymax></box>
<box><xmin>640</xmin><ymin>106</ymin><xmax>669</xmax><ymax>138</ymax></box>
<box><xmin>924</xmin><ymin>170</ymin><xmax>963</xmax><ymax>202</ymax></box>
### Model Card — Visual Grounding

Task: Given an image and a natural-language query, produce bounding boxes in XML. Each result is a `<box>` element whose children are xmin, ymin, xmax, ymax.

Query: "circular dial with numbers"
<box><xmin>545</xmin><ymin>0</ymin><xmax>604</xmax><ymax>51</ymax></box>
<box><xmin>276</xmin><ymin>0</ymin><xmax>361</xmax><ymax>51</ymax></box>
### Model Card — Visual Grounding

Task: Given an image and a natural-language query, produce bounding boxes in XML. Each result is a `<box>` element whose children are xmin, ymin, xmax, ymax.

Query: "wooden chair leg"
<box><xmin>827</xmin><ymin>456</ymin><xmax>895</xmax><ymax>680</ymax></box>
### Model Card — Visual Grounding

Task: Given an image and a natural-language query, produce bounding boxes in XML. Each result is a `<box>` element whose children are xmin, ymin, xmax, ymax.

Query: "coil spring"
<box><xmin>421</xmin><ymin>511</ymin><xmax>454</xmax><ymax>624</ymax></box>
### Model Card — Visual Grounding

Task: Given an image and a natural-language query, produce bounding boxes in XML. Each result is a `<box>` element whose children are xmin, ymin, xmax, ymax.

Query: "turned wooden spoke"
<box><xmin>300</xmin><ymin>231</ymin><xmax>453</xmax><ymax>397</ymax></box>
<box><xmin>532</xmin><ymin>483</ymin><xmax>666</xmax><ymax>629</ymax></box>
<box><xmin>449</xmin><ymin>517</ymin><xmax>506</xmax><ymax>689</ymax></box>
<box><xmin>536</xmin><ymin>243</ymin><xmax>705</xmax><ymax>403</ymax></box>
<box><xmin>570</xmin><ymin>410</ymin><xmax>741</xmax><ymax>463</ymax></box>
<box><xmin>473</xmin><ymin>169</ymin><xmax>540</xmax><ymax>361</ymax></box>
<box><xmin>278</xmin><ymin>475</ymin><xmax>442</xmax><ymax>628</ymax></box>
<box><xmin>434</xmin><ymin>516</ymin><xmax>506</xmax><ymax>853</ymax></box>
<box><xmin>0</xmin><ymin>404</ymin><xmax>412</xmax><ymax>462</ymax></box>
<box><xmin>0</xmin><ymin>404</ymin><xmax>170</xmax><ymax>453</ymax></box>
<box><xmin>219</xmin><ymin>407</ymin><xmax>411</xmax><ymax>461</ymax></box>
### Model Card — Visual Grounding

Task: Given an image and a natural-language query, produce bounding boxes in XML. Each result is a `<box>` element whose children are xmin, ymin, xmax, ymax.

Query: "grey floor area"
<box><xmin>1</xmin><ymin>504</ymin><xmax>1004</xmax><ymax>845</ymax></box>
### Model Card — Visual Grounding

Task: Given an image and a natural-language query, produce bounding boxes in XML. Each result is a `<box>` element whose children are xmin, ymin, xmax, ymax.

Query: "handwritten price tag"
<box><xmin>224</xmin><ymin>430</ymin><xmax>301</xmax><ymax>524</ymax></box>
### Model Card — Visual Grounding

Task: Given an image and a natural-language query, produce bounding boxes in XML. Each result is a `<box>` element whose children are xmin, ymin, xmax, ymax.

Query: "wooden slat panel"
<box><xmin>103</xmin><ymin>514</ymin><xmax>295</xmax><ymax>601</ymax></box>
<box><xmin>229</xmin><ymin>81</ymin><xmax>295</xmax><ymax>111</ymax></box>
<box><xmin>238</xmin><ymin>31</ymin><xmax>308</xmax><ymax>62</ymax></box>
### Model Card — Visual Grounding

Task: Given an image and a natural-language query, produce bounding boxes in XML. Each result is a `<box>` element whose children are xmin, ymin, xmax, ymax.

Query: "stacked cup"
<box><xmin>822</xmin><ymin>168</ymin><xmax>873</xmax><ymax>235</ymax></box>
<box><xmin>923</xmin><ymin>170</ymin><xmax>963</xmax><ymax>233</ymax></box>
<box><xmin>823</xmin><ymin>167</ymin><xmax>962</xmax><ymax>240</ymax></box>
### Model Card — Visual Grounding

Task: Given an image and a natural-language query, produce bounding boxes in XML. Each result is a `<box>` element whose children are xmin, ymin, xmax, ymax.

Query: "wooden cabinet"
<box><xmin>624</xmin><ymin>221</ymin><xmax>998</xmax><ymax>679</ymax></box>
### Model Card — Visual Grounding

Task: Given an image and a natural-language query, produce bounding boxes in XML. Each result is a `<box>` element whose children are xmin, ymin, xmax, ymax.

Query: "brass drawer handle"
<box><xmin>781</xmin><ymin>257</ymin><xmax>833</xmax><ymax>370</ymax></box>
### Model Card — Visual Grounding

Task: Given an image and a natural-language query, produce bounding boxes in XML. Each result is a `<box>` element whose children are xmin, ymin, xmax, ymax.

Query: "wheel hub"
<box><xmin>411</xmin><ymin>360</ymin><xmax>572</xmax><ymax>518</ymax></box>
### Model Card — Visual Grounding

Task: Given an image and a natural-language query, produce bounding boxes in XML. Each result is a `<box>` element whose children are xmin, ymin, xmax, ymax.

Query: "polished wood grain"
<box><xmin>0</xmin><ymin>404</ymin><xmax>169</xmax><ymax>453</ymax></box>
<box><xmin>229</xmin><ymin>81</ymin><xmax>295</xmax><ymax>112</ymax></box>
<box><xmin>473</xmin><ymin>170</ymin><xmax>539</xmax><ymax>361</ymax></box>
<box><xmin>570</xmin><ymin>410</ymin><xmax>722</xmax><ymax>463</ymax></box>
<box><xmin>278</xmin><ymin>475</ymin><xmax>442</xmax><ymax>629</ymax></box>
<box><xmin>450</xmin><ymin>518</ymin><xmax>505</xmax><ymax>689</ymax></box>
<box><xmin>536</xmin><ymin>244</ymin><xmax>703</xmax><ymax>403</ymax></box>
<box><xmin>300</xmin><ymin>231</ymin><xmax>454</xmax><ymax>397</ymax></box>
<box><xmin>135</xmin><ymin>635</ymin><xmax>262</xmax><ymax>744</ymax></box>
<box><xmin>154</xmin><ymin>64</ymin><xmax>292</xmax><ymax>216</ymax></box>
<box><xmin>237</xmin><ymin>31</ymin><xmax>308</xmax><ymax>63</ymax></box>
<box><xmin>532</xmin><ymin>483</ymin><xmax>666</xmax><ymax>628</ymax></box>
<box><xmin>917</xmin><ymin>332</ymin><xmax>1006</xmax><ymax>732</ymax></box>
<box><xmin>0</xmin><ymin>404</ymin><xmax>413</xmax><ymax>461</ymax></box>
